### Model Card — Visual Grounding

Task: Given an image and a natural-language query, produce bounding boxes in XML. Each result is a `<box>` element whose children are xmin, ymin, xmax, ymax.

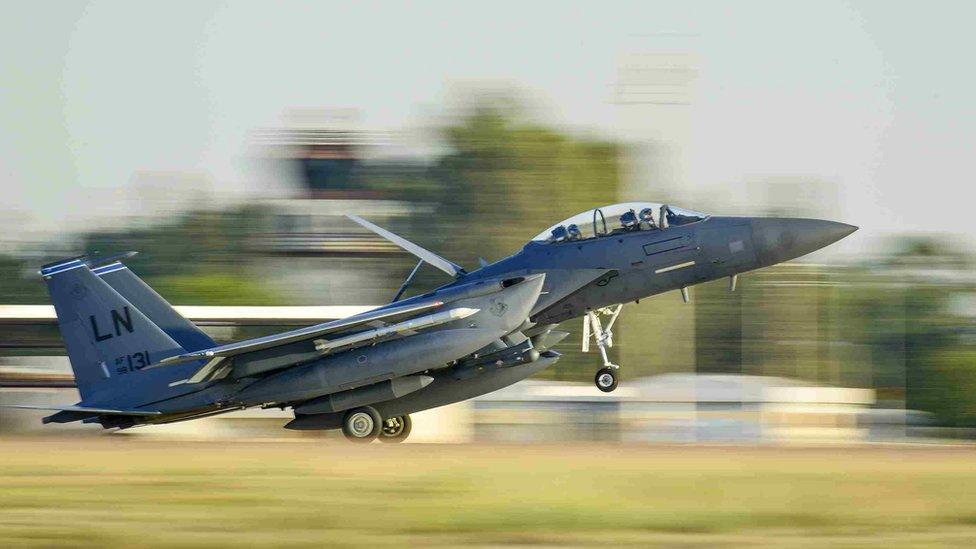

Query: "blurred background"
<box><xmin>0</xmin><ymin>2</ymin><xmax>976</xmax><ymax>441</ymax></box>
<box><xmin>2</xmin><ymin>0</ymin><xmax>976</xmax><ymax>443</ymax></box>
<box><xmin>5</xmin><ymin>2</ymin><xmax>976</xmax><ymax>546</ymax></box>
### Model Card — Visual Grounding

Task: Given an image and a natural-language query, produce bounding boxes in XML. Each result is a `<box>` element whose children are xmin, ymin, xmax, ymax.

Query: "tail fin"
<box><xmin>93</xmin><ymin>262</ymin><xmax>215</xmax><ymax>352</ymax></box>
<box><xmin>41</xmin><ymin>260</ymin><xmax>187</xmax><ymax>402</ymax></box>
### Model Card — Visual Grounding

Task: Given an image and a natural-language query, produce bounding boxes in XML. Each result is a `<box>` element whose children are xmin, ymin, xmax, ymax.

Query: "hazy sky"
<box><xmin>2</xmin><ymin>1</ymin><xmax>975</xmax><ymax>247</ymax></box>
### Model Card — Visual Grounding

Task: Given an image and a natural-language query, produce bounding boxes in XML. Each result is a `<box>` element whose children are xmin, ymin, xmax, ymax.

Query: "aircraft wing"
<box><xmin>1</xmin><ymin>404</ymin><xmax>161</xmax><ymax>416</ymax></box>
<box><xmin>153</xmin><ymin>299</ymin><xmax>444</xmax><ymax>367</ymax></box>
<box><xmin>347</xmin><ymin>215</ymin><xmax>465</xmax><ymax>277</ymax></box>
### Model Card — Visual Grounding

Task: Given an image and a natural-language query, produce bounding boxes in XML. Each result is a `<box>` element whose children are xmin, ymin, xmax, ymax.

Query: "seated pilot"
<box><xmin>550</xmin><ymin>225</ymin><xmax>569</xmax><ymax>242</ymax></box>
<box><xmin>639</xmin><ymin>207</ymin><xmax>657</xmax><ymax>230</ymax></box>
<box><xmin>566</xmin><ymin>224</ymin><xmax>582</xmax><ymax>241</ymax></box>
<box><xmin>619</xmin><ymin>210</ymin><xmax>639</xmax><ymax>231</ymax></box>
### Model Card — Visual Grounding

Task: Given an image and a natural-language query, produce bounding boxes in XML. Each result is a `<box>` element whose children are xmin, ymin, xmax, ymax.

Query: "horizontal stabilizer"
<box><xmin>347</xmin><ymin>215</ymin><xmax>465</xmax><ymax>277</ymax></box>
<box><xmin>1</xmin><ymin>404</ymin><xmax>161</xmax><ymax>416</ymax></box>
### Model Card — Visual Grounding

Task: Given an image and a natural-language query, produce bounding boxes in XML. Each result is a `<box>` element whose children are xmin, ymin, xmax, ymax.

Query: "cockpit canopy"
<box><xmin>531</xmin><ymin>202</ymin><xmax>707</xmax><ymax>243</ymax></box>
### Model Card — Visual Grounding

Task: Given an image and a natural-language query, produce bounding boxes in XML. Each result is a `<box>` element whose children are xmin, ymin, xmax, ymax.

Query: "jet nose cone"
<box><xmin>824</xmin><ymin>221</ymin><xmax>859</xmax><ymax>242</ymax></box>
<box><xmin>751</xmin><ymin>218</ymin><xmax>857</xmax><ymax>265</ymax></box>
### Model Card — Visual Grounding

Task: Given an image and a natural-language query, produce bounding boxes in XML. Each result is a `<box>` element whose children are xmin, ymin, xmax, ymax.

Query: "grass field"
<box><xmin>2</xmin><ymin>438</ymin><xmax>976</xmax><ymax>547</ymax></box>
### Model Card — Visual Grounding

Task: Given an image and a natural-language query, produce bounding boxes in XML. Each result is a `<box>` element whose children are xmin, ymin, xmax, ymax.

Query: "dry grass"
<box><xmin>2</xmin><ymin>439</ymin><xmax>976</xmax><ymax>547</ymax></box>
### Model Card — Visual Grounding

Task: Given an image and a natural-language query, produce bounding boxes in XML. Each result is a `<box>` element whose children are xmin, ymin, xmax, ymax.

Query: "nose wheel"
<box><xmin>595</xmin><ymin>367</ymin><xmax>618</xmax><ymax>392</ymax></box>
<box><xmin>583</xmin><ymin>304</ymin><xmax>623</xmax><ymax>392</ymax></box>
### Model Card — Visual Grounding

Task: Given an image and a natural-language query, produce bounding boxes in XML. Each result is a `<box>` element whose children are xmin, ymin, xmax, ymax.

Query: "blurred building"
<box><xmin>249</xmin><ymin>110</ymin><xmax>434</xmax><ymax>305</ymax></box>
<box><xmin>473</xmin><ymin>374</ymin><xmax>874</xmax><ymax>443</ymax></box>
<box><xmin>612</xmin><ymin>50</ymin><xmax>698</xmax><ymax>199</ymax></box>
<box><xmin>4</xmin><ymin>366</ymin><xmax>880</xmax><ymax>444</ymax></box>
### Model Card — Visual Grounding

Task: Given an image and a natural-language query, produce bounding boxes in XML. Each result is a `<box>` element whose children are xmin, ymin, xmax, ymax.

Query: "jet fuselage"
<box><xmin>414</xmin><ymin>215</ymin><xmax>857</xmax><ymax>325</ymax></box>
<box><xmin>288</xmin><ymin>214</ymin><xmax>857</xmax><ymax>429</ymax></box>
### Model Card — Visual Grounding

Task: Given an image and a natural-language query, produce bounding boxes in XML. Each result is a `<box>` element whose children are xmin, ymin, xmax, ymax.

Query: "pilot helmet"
<box><xmin>639</xmin><ymin>207</ymin><xmax>655</xmax><ymax>223</ymax></box>
<box><xmin>619</xmin><ymin>210</ymin><xmax>638</xmax><ymax>229</ymax></box>
<box><xmin>551</xmin><ymin>225</ymin><xmax>569</xmax><ymax>241</ymax></box>
<box><xmin>567</xmin><ymin>224</ymin><xmax>582</xmax><ymax>240</ymax></box>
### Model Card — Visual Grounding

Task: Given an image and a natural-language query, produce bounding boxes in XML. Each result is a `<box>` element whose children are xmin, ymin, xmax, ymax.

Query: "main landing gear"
<box><xmin>341</xmin><ymin>406</ymin><xmax>413</xmax><ymax>443</ymax></box>
<box><xmin>341</xmin><ymin>406</ymin><xmax>382</xmax><ymax>442</ymax></box>
<box><xmin>378</xmin><ymin>415</ymin><xmax>412</xmax><ymax>443</ymax></box>
<box><xmin>583</xmin><ymin>304</ymin><xmax>623</xmax><ymax>392</ymax></box>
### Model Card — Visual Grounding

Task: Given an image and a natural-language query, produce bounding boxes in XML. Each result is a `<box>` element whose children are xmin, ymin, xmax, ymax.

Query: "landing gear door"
<box><xmin>698</xmin><ymin>223</ymin><xmax>757</xmax><ymax>271</ymax></box>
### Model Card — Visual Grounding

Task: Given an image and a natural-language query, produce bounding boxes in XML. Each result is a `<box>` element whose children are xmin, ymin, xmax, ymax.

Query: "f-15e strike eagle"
<box><xmin>7</xmin><ymin>203</ymin><xmax>855</xmax><ymax>442</ymax></box>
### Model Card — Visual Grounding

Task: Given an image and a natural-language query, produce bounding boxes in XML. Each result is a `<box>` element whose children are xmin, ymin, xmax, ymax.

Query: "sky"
<box><xmin>2</xmin><ymin>0</ymin><xmax>975</xmax><ymax>249</ymax></box>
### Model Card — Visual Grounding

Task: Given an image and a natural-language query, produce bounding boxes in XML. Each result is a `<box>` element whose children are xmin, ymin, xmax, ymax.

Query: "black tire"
<box><xmin>595</xmin><ymin>367</ymin><xmax>618</xmax><ymax>393</ymax></box>
<box><xmin>341</xmin><ymin>406</ymin><xmax>382</xmax><ymax>443</ymax></box>
<box><xmin>378</xmin><ymin>415</ymin><xmax>412</xmax><ymax>443</ymax></box>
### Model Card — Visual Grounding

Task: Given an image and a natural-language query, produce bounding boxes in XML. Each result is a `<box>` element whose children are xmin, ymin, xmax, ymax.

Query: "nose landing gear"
<box><xmin>583</xmin><ymin>304</ymin><xmax>623</xmax><ymax>392</ymax></box>
<box><xmin>594</xmin><ymin>367</ymin><xmax>618</xmax><ymax>392</ymax></box>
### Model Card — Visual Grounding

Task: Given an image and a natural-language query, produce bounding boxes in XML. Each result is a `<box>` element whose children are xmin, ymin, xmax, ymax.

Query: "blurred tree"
<box><xmin>426</xmin><ymin>100</ymin><xmax>624</xmax><ymax>380</ymax></box>
<box><xmin>911</xmin><ymin>349</ymin><xmax>976</xmax><ymax>427</ymax></box>
<box><xmin>838</xmin><ymin>237</ymin><xmax>976</xmax><ymax>427</ymax></box>
<box><xmin>0</xmin><ymin>255</ymin><xmax>48</xmax><ymax>304</ymax></box>
<box><xmin>430</xmin><ymin>101</ymin><xmax>623</xmax><ymax>267</ymax></box>
<box><xmin>694</xmin><ymin>279</ymin><xmax>743</xmax><ymax>375</ymax></box>
<box><xmin>75</xmin><ymin>204</ymin><xmax>280</xmax><ymax>305</ymax></box>
<box><xmin>149</xmin><ymin>274</ymin><xmax>279</xmax><ymax>306</ymax></box>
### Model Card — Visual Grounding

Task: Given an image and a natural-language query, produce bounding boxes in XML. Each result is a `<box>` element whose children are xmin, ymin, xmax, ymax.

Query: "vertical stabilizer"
<box><xmin>41</xmin><ymin>261</ymin><xmax>187</xmax><ymax>402</ymax></box>
<box><xmin>94</xmin><ymin>262</ymin><xmax>215</xmax><ymax>352</ymax></box>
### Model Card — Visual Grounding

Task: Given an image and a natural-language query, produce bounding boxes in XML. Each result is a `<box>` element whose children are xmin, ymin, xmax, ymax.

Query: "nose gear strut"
<box><xmin>583</xmin><ymin>304</ymin><xmax>623</xmax><ymax>392</ymax></box>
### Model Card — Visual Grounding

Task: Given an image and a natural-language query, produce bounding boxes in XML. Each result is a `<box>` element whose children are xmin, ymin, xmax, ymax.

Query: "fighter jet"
<box><xmin>7</xmin><ymin>202</ymin><xmax>855</xmax><ymax>442</ymax></box>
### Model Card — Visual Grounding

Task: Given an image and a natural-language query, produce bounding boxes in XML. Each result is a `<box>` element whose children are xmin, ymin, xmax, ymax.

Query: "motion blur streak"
<box><xmin>3</xmin><ymin>1</ymin><xmax>976</xmax><ymax>546</ymax></box>
<box><xmin>3</xmin><ymin>100</ymin><xmax>973</xmax><ymax>439</ymax></box>
<box><xmin>3</xmin><ymin>440</ymin><xmax>976</xmax><ymax>547</ymax></box>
